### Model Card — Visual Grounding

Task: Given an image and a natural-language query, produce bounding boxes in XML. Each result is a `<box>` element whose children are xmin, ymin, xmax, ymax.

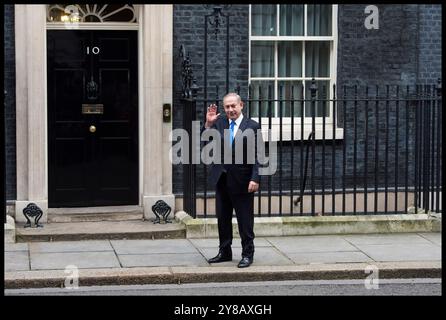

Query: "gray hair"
<box><xmin>223</xmin><ymin>92</ymin><xmax>242</xmax><ymax>104</ymax></box>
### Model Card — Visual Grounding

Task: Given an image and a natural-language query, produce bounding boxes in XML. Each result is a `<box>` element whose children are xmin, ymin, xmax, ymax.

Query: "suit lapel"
<box><xmin>222</xmin><ymin>116</ymin><xmax>229</xmax><ymax>130</ymax></box>
<box><xmin>219</xmin><ymin>116</ymin><xmax>230</xmax><ymax>148</ymax></box>
<box><xmin>234</xmin><ymin>116</ymin><xmax>248</xmax><ymax>140</ymax></box>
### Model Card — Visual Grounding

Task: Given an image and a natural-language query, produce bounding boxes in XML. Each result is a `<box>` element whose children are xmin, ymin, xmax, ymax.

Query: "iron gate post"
<box><xmin>2</xmin><ymin>90</ymin><xmax>6</xmax><ymax>223</ymax></box>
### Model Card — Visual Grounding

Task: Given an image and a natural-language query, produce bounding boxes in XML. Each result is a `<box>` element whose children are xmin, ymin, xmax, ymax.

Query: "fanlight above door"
<box><xmin>47</xmin><ymin>4</ymin><xmax>138</xmax><ymax>23</ymax></box>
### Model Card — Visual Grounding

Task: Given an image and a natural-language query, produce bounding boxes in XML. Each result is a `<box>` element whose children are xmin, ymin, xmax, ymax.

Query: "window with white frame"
<box><xmin>249</xmin><ymin>4</ymin><xmax>338</xmax><ymax>136</ymax></box>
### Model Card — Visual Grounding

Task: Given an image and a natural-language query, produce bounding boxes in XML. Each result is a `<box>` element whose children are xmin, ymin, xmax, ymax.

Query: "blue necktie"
<box><xmin>229</xmin><ymin>120</ymin><xmax>236</xmax><ymax>147</ymax></box>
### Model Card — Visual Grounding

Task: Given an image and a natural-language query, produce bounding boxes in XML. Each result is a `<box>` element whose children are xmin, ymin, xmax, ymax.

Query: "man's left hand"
<box><xmin>248</xmin><ymin>181</ymin><xmax>259</xmax><ymax>193</ymax></box>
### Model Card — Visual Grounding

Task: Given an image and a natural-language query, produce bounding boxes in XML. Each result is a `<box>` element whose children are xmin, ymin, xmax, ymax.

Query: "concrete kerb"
<box><xmin>171</xmin><ymin>262</ymin><xmax>442</xmax><ymax>283</ymax></box>
<box><xmin>175</xmin><ymin>211</ymin><xmax>439</xmax><ymax>238</ymax></box>
<box><xmin>4</xmin><ymin>267</ymin><xmax>175</xmax><ymax>289</ymax></box>
<box><xmin>4</xmin><ymin>262</ymin><xmax>441</xmax><ymax>289</ymax></box>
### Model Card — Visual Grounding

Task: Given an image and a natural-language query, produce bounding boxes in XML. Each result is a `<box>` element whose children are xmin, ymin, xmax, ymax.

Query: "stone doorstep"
<box><xmin>48</xmin><ymin>212</ymin><xmax>144</xmax><ymax>223</ymax></box>
<box><xmin>175</xmin><ymin>211</ymin><xmax>439</xmax><ymax>238</ymax></box>
<box><xmin>4</xmin><ymin>261</ymin><xmax>441</xmax><ymax>289</ymax></box>
<box><xmin>14</xmin><ymin>220</ymin><xmax>186</xmax><ymax>243</ymax></box>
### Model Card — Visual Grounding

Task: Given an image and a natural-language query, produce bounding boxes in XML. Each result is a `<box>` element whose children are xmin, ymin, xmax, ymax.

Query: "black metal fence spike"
<box><xmin>310</xmin><ymin>78</ymin><xmax>318</xmax><ymax>98</ymax></box>
<box><xmin>179</xmin><ymin>44</ymin><xmax>199</xmax><ymax>100</ymax></box>
<box><xmin>191</xmin><ymin>80</ymin><xmax>199</xmax><ymax>98</ymax></box>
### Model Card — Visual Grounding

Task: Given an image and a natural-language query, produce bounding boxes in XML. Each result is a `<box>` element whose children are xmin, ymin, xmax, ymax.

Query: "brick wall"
<box><xmin>172</xmin><ymin>5</ymin><xmax>250</xmax><ymax>193</ymax></box>
<box><xmin>337</xmin><ymin>4</ymin><xmax>419</xmax><ymax>86</ymax></box>
<box><xmin>334</xmin><ymin>4</ymin><xmax>441</xmax><ymax>202</ymax></box>
<box><xmin>337</xmin><ymin>4</ymin><xmax>441</xmax><ymax>86</ymax></box>
<box><xmin>172</xmin><ymin>4</ymin><xmax>441</xmax><ymax>197</ymax></box>
<box><xmin>418</xmin><ymin>5</ymin><xmax>442</xmax><ymax>84</ymax></box>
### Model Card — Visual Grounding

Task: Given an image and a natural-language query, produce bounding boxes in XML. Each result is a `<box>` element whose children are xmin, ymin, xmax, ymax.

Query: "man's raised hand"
<box><xmin>205</xmin><ymin>104</ymin><xmax>220</xmax><ymax>128</ymax></box>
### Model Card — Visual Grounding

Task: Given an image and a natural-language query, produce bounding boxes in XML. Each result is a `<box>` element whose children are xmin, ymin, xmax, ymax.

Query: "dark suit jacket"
<box><xmin>202</xmin><ymin>114</ymin><xmax>262</xmax><ymax>194</ymax></box>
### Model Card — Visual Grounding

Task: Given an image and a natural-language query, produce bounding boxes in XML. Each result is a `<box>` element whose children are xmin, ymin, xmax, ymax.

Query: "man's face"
<box><xmin>223</xmin><ymin>95</ymin><xmax>244</xmax><ymax>120</ymax></box>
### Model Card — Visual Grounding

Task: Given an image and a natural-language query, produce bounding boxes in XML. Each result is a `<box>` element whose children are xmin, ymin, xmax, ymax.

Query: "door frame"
<box><xmin>47</xmin><ymin>29</ymin><xmax>140</xmax><ymax>207</ymax></box>
<box><xmin>15</xmin><ymin>5</ymin><xmax>175</xmax><ymax>222</ymax></box>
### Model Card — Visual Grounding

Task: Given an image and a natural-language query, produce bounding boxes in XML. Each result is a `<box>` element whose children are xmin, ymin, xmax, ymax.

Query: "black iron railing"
<box><xmin>179</xmin><ymin>78</ymin><xmax>442</xmax><ymax>218</ymax></box>
<box><xmin>176</xmin><ymin>5</ymin><xmax>441</xmax><ymax>218</ymax></box>
<box><xmin>3</xmin><ymin>90</ymin><xmax>6</xmax><ymax>223</ymax></box>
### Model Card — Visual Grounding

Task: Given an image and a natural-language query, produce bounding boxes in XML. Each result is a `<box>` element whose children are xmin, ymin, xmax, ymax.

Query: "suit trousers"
<box><xmin>216</xmin><ymin>173</ymin><xmax>255</xmax><ymax>258</ymax></box>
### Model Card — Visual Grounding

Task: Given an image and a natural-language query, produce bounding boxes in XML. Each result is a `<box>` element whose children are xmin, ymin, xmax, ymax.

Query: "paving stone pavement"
<box><xmin>4</xmin><ymin>233</ymin><xmax>441</xmax><ymax>272</ymax></box>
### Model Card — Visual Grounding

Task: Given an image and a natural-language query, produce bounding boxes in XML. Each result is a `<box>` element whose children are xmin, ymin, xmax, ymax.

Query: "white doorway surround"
<box><xmin>14</xmin><ymin>5</ymin><xmax>175</xmax><ymax>223</ymax></box>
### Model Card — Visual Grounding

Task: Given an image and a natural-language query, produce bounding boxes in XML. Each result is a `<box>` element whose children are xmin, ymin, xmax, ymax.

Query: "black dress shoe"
<box><xmin>207</xmin><ymin>252</ymin><xmax>232</xmax><ymax>263</ymax></box>
<box><xmin>237</xmin><ymin>257</ymin><xmax>253</xmax><ymax>268</ymax></box>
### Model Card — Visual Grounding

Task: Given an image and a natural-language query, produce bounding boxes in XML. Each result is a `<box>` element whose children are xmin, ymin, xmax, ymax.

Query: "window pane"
<box><xmin>307</xmin><ymin>5</ymin><xmax>332</xmax><ymax>36</ymax></box>
<box><xmin>278</xmin><ymin>42</ymin><xmax>302</xmax><ymax>77</ymax></box>
<box><xmin>305</xmin><ymin>41</ymin><xmax>330</xmax><ymax>77</ymax></box>
<box><xmin>249</xmin><ymin>81</ymin><xmax>274</xmax><ymax>117</ymax></box>
<box><xmin>251</xmin><ymin>41</ymin><xmax>275</xmax><ymax>77</ymax></box>
<box><xmin>278</xmin><ymin>81</ymin><xmax>303</xmax><ymax>117</ymax></box>
<box><xmin>279</xmin><ymin>5</ymin><xmax>304</xmax><ymax>36</ymax></box>
<box><xmin>304</xmin><ymin>80</ymin><xmax>330</xmax><ymax>117</ymax></box>
<box><xmin>251</xmin><ymin>5</ymin><xmax>277</xmax><ymax>36</ymax></box>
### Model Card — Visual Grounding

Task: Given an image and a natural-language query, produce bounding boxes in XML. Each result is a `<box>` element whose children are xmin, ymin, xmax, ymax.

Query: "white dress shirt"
<box><xmin>229</xmin><ymin>113</ymin><xmax>243</xmax><ymax>137</ymax></box>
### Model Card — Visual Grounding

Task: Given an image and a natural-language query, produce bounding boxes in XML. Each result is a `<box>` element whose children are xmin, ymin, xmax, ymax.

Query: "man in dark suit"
<box><xmin>203</xmin><ymin>92</ymin><xmax>261</xmax><ymax>268</ymax></box>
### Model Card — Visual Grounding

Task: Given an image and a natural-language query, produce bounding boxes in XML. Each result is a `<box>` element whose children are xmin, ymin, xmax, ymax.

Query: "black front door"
<box><xmin>47</xmin><ymin>30</ymin><xmax>138</xmax><ymax>207</ymax></box>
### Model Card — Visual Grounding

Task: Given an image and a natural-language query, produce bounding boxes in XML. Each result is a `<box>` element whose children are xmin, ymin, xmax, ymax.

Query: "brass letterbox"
<box><xmin>82</xmin><ymin>104</ymin><xmax>104</xmax><ymax>115</ymax></box>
